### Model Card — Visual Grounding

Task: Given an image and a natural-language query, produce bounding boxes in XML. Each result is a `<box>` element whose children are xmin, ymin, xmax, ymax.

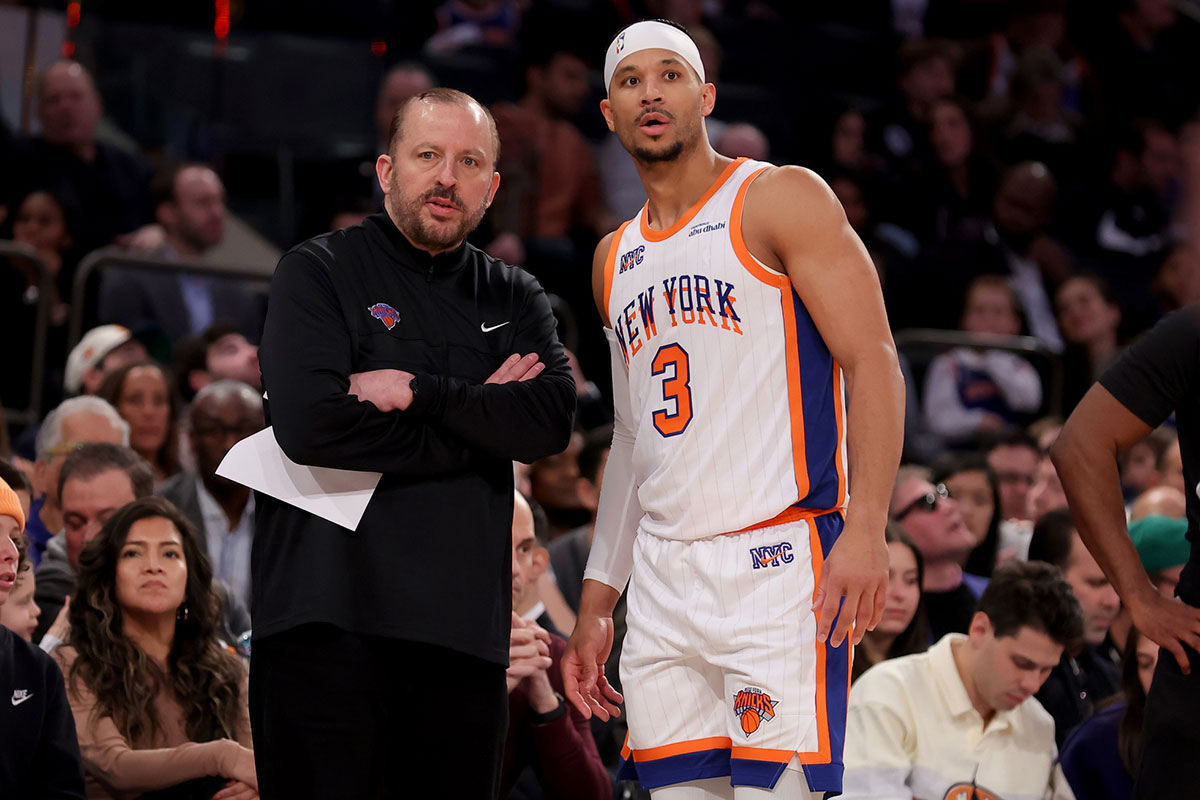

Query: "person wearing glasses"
<box><xmin>890</xmin><ymin>465</ymin><xmax>982</xmax><ymax>642</ymax></box>
<box><xmin>158</xmin><ymin>381</ymin><xmax>264</xmax><ymax>611</ymax></box>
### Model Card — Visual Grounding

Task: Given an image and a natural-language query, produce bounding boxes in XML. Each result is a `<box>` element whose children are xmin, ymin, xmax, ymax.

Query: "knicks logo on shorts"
<box><xmin>368</xmin><ymin>302</ymin><xmax>400</xmax><ymax>330</ymax></box>
<box><xmin>732</xmin><ymin>687</ymin><xmax>778</xmax><ymax>737</ymax></box>
<box><xmin>942</xmin><ymin>784</ymin><xmax>999</xmax><ymax>800</ymax></box>
<box><xmin>750</xmin><ymin>542</ymin><xmax>793</xmax><ymax>569</ymax></box>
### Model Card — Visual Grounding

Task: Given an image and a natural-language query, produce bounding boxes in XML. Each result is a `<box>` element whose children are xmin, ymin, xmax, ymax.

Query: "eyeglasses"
<box><xmin>895</xmin><ymin>483</ymin><xmax>951</xmax><ymax>519</ymax></box>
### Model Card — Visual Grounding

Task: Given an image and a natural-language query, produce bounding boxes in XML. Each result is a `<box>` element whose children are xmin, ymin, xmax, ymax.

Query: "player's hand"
<box><xmin>486</xmin><ymin>353</ymin><xmax>544</xmax><ymax>384</ymax></box>
<box><xmin>562</xmin><ymin>613</ymin><xmax>623</xmax><ymax>721</ymax></box>
<box><xmin>507</xmin><ymin>614</ymin><xmax>552</xmax><ymax>692</ymax></box>
<box><xmin>348</xmin><ymin>369</ymin><xmax>414</xmax><ymax>412</ymax></box>
<box><xmin>813</xmin><ymin>524</ymin><xmax>889</xmax><ymax>648</ymax></box>
<box><xmin>1128</xmin><ymin>587</ymin><xmax>1200</xmax><ymax>674</ymax></box>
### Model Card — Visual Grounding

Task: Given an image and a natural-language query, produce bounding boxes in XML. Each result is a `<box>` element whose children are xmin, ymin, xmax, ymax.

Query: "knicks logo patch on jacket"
<box><xmin>368</xmin><ymin>302</ymin><xmax>400</xmax><ymax>330</ymax></box>
<box><xmin>733</xmin><ymin>687</ymin><xmax>778</xmax><ymax>737</ymax></box>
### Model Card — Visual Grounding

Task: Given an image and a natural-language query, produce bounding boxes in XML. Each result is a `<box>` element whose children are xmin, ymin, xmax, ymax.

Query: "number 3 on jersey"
<box><xmin>651</xmin><ymin>344</ymin><xmax>693</xmax><ymax>437</ymax></box>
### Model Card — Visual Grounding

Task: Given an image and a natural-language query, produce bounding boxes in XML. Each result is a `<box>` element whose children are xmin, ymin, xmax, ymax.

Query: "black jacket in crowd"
<box><xmin>0</xmin><ymin>626</ymin><xmax>85</xmax><ymax>798</ymax></box>
<box><xmin>253</xmin><ymin>212</ymin><xmax>576</xmax><ymax>664</ymax></box>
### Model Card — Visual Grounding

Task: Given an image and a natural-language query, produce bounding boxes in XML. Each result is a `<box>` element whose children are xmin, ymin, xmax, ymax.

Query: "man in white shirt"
<box><xmin>843</xmin><ymin>560</ymin><xmax>1081</xmax><ymax>800</ymax></box>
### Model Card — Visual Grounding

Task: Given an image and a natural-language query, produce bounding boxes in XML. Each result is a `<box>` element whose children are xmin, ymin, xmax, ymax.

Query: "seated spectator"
<box><xmin>1152</xmin><ymin>243</ymin><xmax>1200</xmax><ymax>311</ymax></box>
<box><xmin>842</xmin><ymin>560</ymin><xmax>1082</xmax><ymax>799</ymax></box>
<box><xmin>97</xmin><ymin>363</ymin><xmax>182</xmax><ymax>484</ymax></box>
<box><xmin>1118</xmin><ymin>426</ymin><xmax>1175</xmax><ymax>502</ymax></box>
<box><xmin>547</xmin><ymin>425</ymin><xmax>610</xmax><ymax>614</ymax></box>
<box><xmin>0</xmin><ymin>535</ymin><xmax>42</xmax><ymax>642</ymax></box>
<box><xmin>1</xmin><ymin>61</ymin><xmax>153</xmax><ymax>255</ymax></box>
<box><xmin>426</xmin><ymin>0</ymin><xmax>522</xmax><ymax>54</ymax></box>
<box><xmin>63</xmin><ymin>325</ymin><xmax>150</xmax><ymax>400</ymax></box>
<box><xmin>1128</xmin><ymin>485</ymin><xmax>1187</xmax><ymax>522</ymax></box>
<box><xmin>852</xmin><ymin>524</ymin><xmax>930</xmax><ymax>682</ymax></box>
<box><xmin>502</xmin><ymin>491</ymin><xmax>610</xmax><ymax>800</ymax></box>
<box><xmin>26</xmin><ymin>396</ymin><xmax>129</xmax><ymax>568</ymax></box>
<box><xmin>1027</xmin><ymin>509</ymin><xmax>1121</xmax><ymax>745</ymax></box>
<box><xmin>1156</xmin><ymin>430</ymin><xmax>1185</xmax><ymax>495</ymax></box>
<box><xmin>714</xmin><ymin>122</ymin><xmax>770</xmax><ymax>161</ymax></box>
<box><xmin>986</xmin><ymin>428</ymin><xmax>1041</xmax><ymax>561</ymax></box>
<box><xmin>0</xmin><ymin>477</ymin><xmax>87</xmax><ymax>798</ymax></box>
<box><xmin>868</xmin><ymin>38</ymin><xmax>959</xmax><ymax>174</ymax></box>
<box><xmin>1056</xmin><ymin>274</ymin><xmax>1123</xmax><ymax>413</ymax></box>
<box><xmin>171</xmin><ymin>322</ymin><xmax>262</xmax><ymax>403</ymax></box>
<box><xmin>56</xmin><ymin>496</ymin><xmax>257</xmax><ymax>798</ymax></box>
<box><xmin>935</xmin><ymin>454</ymin><xmax>1001</xmax><ymax>577</ymax></box>
<box><xmin>158</xmin><ymin>381</ymin><xmax>263</xmax><ymax>612</ymax></box>
<box><xmin>890</xmin><ymin>466</ymin><xmax>980</xmax><ymax>640</ymax></box>
<box><xmin>923</xmin><ymin>275</ymin><xmax>1043</xmax><ymax>442</ymax></box>
<box><xmin>1059</xmin><ymin>626</ymin><xmax>1160</xmax><ymax>800</ymax></box>
<box><xmin>908</xmin><ymin>95</ymin><xmax>997</xmax><ymax>244</ymax></box>
<box><xmin>98</xmin><ymin>163</ymin><xmax>265</xmax><ymax>345</ymax></box>
<box><xmin>1028</xmin><ymin>452</ymin><xmax>1069</xmax><ymax>521</ymax></box>
<box><xmin>529</xmin><ymin>429</ymin><xmax>587</xmax><ymax>540</ymax></box>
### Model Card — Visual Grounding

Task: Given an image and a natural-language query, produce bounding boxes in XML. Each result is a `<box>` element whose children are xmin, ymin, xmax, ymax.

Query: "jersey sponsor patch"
<box><xmin>368</xmin><ymin>302</ymin><xmax>400</xmax><ymax>330</ymax></box>
<box><xmin>733</xmin><ymin>687</ymin><xmax>778</xmax><ymax>737</ymax></box>
<box><xmin>687</xmin><ymin>220</ymin><xmax>726</xmax><ymax>237</ymax></box>
<box><xmin>750</xmin><ymin>542</ymin><xmax>794</xmax><ymax>569</ymax></box>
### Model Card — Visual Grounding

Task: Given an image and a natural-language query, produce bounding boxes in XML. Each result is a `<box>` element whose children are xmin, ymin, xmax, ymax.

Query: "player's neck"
<box><xmin>638</xmin><ymin>144</ymin><xmax>734</xmax><ymax>233</ymax></box>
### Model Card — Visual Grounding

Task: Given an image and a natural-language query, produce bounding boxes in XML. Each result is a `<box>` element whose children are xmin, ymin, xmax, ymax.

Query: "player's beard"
<box><xmin>391</xmin><ymin>178</ymin><xmax>489</xmax><ymax>253</ymax></box>
<box><xmin>623</xmin><ymin>106</ymin><xmax>702</xmax><ymax>165</ymax></box>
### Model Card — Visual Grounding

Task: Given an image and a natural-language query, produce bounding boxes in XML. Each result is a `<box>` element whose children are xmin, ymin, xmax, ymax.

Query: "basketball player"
<box><xmin>562</xmin><ymin>19</ymin><xmax>906</xmax><ymax>799</ymax></box>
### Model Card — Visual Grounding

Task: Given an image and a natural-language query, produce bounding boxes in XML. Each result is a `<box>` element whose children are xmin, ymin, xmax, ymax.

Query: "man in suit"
<box><xmin>158</xmin><ymin>380</ymin><xmax>263</xmax><ymax>610</ymax></box>
<box><xmin>98</xmin><ymin>164</ymin><xmax>265</xmax><ymax>344</ymax></box>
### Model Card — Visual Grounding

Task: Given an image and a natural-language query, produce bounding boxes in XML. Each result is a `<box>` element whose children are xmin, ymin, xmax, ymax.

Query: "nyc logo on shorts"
<box><xmin>750</xmin><ymin>542</ymin><xmax>793</xmax><ymax>569</ymax></box>
<box><xmin>943</xmin><ymin>784</ymin><xmax>999</xmax><ymax>800</ymax></box>
<box><xmin>368</xmin><ymin>302</ymin><xmax>400</xmax><ymax>330</ymax></box>
<box><xmin>733</xmin><ymin>687</ymin><xmax>778</xmax><ymax>737</ymax></box>
<box><xmin>619</xmin><ymin>245</ymin><xmax>645</xmax><ymax>274</ymax></box>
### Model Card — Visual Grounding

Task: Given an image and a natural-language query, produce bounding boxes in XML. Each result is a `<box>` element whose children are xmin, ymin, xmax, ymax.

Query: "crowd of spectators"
<box><xmin>3</xmin><ymin>0</ymin><xmax>1200</xmax><ymax>797</ymax></box>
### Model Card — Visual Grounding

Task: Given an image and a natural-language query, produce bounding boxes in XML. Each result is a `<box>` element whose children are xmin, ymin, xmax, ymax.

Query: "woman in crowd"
<box><xmin>934</xmin><ymin>455</ymin><xmax>1001</xmax><ymax>578</ymax></box>
<box><xmin>1058</xmin><ymin>626</ymin><xmax>1160</xmax><ymax>799</ymax></box>
<box><xmin>56</xmin><ymin>496</ymin><xmax>256</xmax><ymax>799</ymax></box>
<box><xmin>911</xmin><ymin>94</ymin><xmax>997</xmax><ymax>243</ymax></box>
<box><xmin>1056</xmin><ymin>273</ymin><xmax>1122</xmax><ymax>414</ymax></box>
<box><xmin>852</xmin><ymin>524</ymin><xmax>930</xmax><ymax>682</ymax></box>
<box><xmin>98</xmin><ymin>363</ymin><xmax>182</xmax><ymax>484</ymax></box>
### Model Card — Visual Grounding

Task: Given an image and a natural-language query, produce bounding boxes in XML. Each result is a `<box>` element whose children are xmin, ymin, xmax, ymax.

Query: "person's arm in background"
<box><xmin>1051</xmin><ymin>309</ymin><xmax>1200</xmax><ymax>673</ymax></box>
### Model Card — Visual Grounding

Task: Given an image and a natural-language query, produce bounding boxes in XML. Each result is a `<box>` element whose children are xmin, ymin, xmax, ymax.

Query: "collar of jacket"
<box><xmin>369</xmin><ymin>212</ymin><xmax>472</xmax><ymax>277</ymax></box>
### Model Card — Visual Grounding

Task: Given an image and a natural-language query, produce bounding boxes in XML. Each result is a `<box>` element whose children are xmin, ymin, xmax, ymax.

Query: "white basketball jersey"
<box><xmin>604</xmin><ymin>158</ymin><xmax>848</xmax><ymax>541</ymax></box>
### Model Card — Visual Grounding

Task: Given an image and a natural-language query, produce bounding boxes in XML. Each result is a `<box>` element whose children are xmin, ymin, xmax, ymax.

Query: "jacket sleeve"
<box><xmin>33</xmin><ymin>655</ymin><xmax>86</xmax><ymax>799</ymax></box>
<box><xmin>407</xmin><ymin>278</ymin><xmax>576</xmax><ymax>464</ymax></box>
<box><xmin>533</xmin><ymin>638</ymin><xmax>613</xmax><ymax>800</ymax></box>
<box><xmin>261</xmin><ymin>249</ymin><xmax>478</xmax><ymax>477</ymax></box>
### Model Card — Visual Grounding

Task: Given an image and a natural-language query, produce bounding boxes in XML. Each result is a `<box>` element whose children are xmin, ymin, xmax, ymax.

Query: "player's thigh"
<box><xmin>651</xmin><ymin>777</ymin><xmax>734</xmax><ymax>800</ymax></box>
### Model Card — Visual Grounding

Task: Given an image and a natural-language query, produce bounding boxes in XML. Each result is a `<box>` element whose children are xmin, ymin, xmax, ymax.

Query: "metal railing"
<box><xmin>0</xmin><ymin>241</ymin><xmax>54</xmax><ymax>427</ymax></box>
<box><xmin>67</xmin><ymin>247</ymin><xmax>273</xmax><ymax>350</ymax></box>
<box><xmin>894</xmin><ymin>328</ymin><xmax>1064</xmax><ymax>419</ymax></box>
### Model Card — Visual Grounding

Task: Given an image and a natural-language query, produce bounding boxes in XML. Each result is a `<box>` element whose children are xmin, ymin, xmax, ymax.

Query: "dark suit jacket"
<box><xmin>157</xmin><ymin>472</ymin><xmax>208</xmax><ymax>553</ymax></box>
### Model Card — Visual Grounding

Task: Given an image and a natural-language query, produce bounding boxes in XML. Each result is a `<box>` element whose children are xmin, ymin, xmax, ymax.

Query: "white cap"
<box><xmin>603</xmin><ymin>20</ymin><xmax>705</xmax><ymax>95</ymax></box>
<box><xmin>64</xmin><ymin>324</ymin><xmax>133</xmax><ymax>395</ymax></box>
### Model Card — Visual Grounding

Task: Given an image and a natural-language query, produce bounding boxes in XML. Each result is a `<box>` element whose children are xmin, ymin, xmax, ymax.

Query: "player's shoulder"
<box><xmin>747</xmin><ymin>164</ymin><xmax>834</xmax><ymax>201</ymax></box>
<box><xmin>743</xmin><ymin>164</ymin><xmax>840</xmax><ymax>231</ymax></box>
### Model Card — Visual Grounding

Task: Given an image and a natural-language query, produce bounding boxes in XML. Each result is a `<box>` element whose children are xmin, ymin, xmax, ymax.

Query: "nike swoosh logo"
<box><xmin>481</xmin><ymin>321</ymin><xmax>510</xmax><ymax>333</ymax></box>
<box><xmin>11</xmin><ymin>694</ymin><xmax>32</xmax><ymax>706</ymax></box>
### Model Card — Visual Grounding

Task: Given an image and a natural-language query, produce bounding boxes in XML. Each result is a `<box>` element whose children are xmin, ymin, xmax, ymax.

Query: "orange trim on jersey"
<box><xmin>603</xmin><ymin>219</ymin><xmax>634</xmax><ymax>322</ymax></box>
<box><xmin>639</xmin><ymin>158</ymin><xmax>747</xmax><ymax>242</ymax></box>
<box><xmin>797</xmin><ymin>520</ymin><xmax>831</xmax><ymax>765</ymax></box>
<box><xmin>620</xmin><ymin>732</ymin><xmax>632</xmax><ymax>761</ymax></box>
<box><xmin>725</xmin><ymin>504</ymin><xmax>832</xmax><ymax>535</ymax></box>
<box><xmin>729</xmin><ymin>165</ymin><xmax>810</xmax><ymax>504</ymax></box>
<box><xmin>831</xmin><ymin>361</ymin><xmax>848</xmax><ymax>508</ymax></box>
<box><xmin>632</xmin><ymin>736</ymin><xmax>733</xmax><ymax>762</ymax></box>
<box><xmin>730</xmin><ymin>746</ymin><xmax>795</xmax><ymax>763</ymax></box>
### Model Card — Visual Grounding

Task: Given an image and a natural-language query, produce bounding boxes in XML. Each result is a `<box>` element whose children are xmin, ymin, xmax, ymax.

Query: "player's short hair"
<box><xmin>978</xmin><ymin>560</ymin><xmax>1082</xmax><ymax>647</ymax></box>
<box><xmin>387</xmin><ymin>88</ymin><xmax>501</xmax><ymax>166</ymax></box>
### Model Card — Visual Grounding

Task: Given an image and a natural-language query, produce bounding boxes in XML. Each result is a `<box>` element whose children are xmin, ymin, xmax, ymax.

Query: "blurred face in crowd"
<box><xmin>207</xmin><ymin>333</ymin><xmax>261</xmax><ymax>390</ymax></box>
<box><xmin>899</xmin><ymin>56</ymin><xmax>955</xmax><ymax>119</ymax></box>
<box><xmin>114</xmin><ymin>366</ymin><xmax>171</xmax><ymax>463</ymax></box>
<box><xmin>161</xmin><ymin>167</ymin><xmax>226</xmax><ymax>254</ymax></box>
<box><xmin>189</xmin><ymin>388</ymin><xmax>264</xmax><ymax>484</ymax></box>
<box><xmin>1121</xmin><ymin>441</ymin><xmax>1160</xmax><ymax>494</ymax></box>
<box><xmin>0</xmin><ymin>569</ymin><xmax>40</xmax><ymax>641</ymax></box>
<box><xmin>930</xmin><ymin>99</ymin><xmax>973</xmax><ymax>169</ymax></box>
<box><xmin>531</xmin><ymin>431</ymin><xmax>584</xmax><ymax>512</ymax></box>
<box><xmin>602</xmin><ymin>47</ymin><xmax>714</xmax><ymax>165</ymax></box>
<box><xmin>962</xmin><ymin>283</ymin><xmax>1022</xmax><ymax>337</ymax></box>
<box><xmin>38</xmin><ymin>61</ymin><xmax>102</xmax><ymax>150</ymax></box>
<box><xmin>379</xmin><ymin>97</ymin><xmax>500</xmax><ymax>255</ymax></box>
<box><xmin>12</xmin><ymin>191</ymin><xmax>72</xmax><ymax>262</ymax></box>
<box><xmin>988</xmin><ymin>444</ymin><xmax>1038</xmax><ymax>521</ymax></box>
<box><xmin>1135</xmin><ymin>633</ymin><xmax>1160</xmax><ymax>695</ymax></box>
<box><xmin>1062</xmin><ymin>531</ymin><xmax>1120</xmax><ymax>645</ymax></box>
<box><xmin>1027</xmin><ymin>456</ymin><xmax>1068</xmax><ymax>520</ymax></box>
<box><xmin>62</xmin><ymin>468</ymin><xmax>136</xmax><ymax>570</ymax></box>
<box><xmin>1129</xmin><ymin>485</ymin><xmax>1186</xmax><ymax>522</ymax></box>
<box><xmin>1055</xmin><ymin>278</ymin><xmax>1120</xmax><ymax>347</ymax></box>
<box><xmin>375</xmin><ymin>67</ymin><xmax>433</xmax><ymax>144</ymax></box>
<box><xmin>115</xmin><ymin>516</ymin><xmax>188</xmax><ymax>620</ymax></box>
<box><xmin>878</xmin><ymin>539</ymin><xmax>921</xmax><ymax>637</ymax></box>
<box><xmin>1159</xmin><ymin>439</ymin><xmax>1185</xmax><ymax>494</ymax></box>
<box><xmin>536</xmin><ymin>52</ymin><xmax>591</xmax><ymax>119</ymax></box>
<box><xmin>511</xmin><ymin>492</ymin><xmax>538</xmax><ymax>607</ymax></box>
<box><xmin>0</xmin><ymin>516</ymin><xmax>20</xmax><ymax>606</ymax></box>
<box><xmin>892</xmin><ymin>478</ymin><xmax>975</xmax><ymax>563</ymax></box>
<box><xmin>993</xmin><ymin>164</ymin><xmax>1054</xmax><ymax>246</ymax></box>
<box><xmin>943</xmin><ymin>468</ymin><xmax>994</xmax><ymax>546</ymax></box>
<box><xmin>967</xmin><ymin>616</ymin><xmax>1063</xmax><ymax>715</ymax></box>
<box><xmin>832</xmin><ymin>109</ymin><xmax>866</xmax><ymax>168</ymax></box>
<box><xmin>830</xmin><ymin>177</ymin><xmax>869</xmax><ymax>232</ymax></box>
<box><xmin>1139</xmin><ymin>125</ymin><xmax>1179</xmax><ymax>197</ymax></box>
<box><xmin>34</xmin><ymin>410</ymin><xmax>126</xmax><ymax>507</ymax></box>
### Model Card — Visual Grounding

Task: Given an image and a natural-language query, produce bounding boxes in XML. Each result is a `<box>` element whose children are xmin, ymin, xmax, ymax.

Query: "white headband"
<box><xmin>603</xmin><ymin>21</ymin><xmax>706</xmax><ymax>95</ymax></box>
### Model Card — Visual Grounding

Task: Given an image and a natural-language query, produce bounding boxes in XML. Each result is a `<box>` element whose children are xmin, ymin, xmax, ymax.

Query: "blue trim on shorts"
<box><xmin>730</xmin><ymin>757</ymin><xmax>789</xmax><ymax>789</ymax></box>
<box><xmin>619</xmin><ymin>749</ymin><xmax>731</xmax><ymax>790</ymax></box>
<box><xmin>802</xmin><ymin>762</ymin><xmax>844</xmax><ymax>795</ymax></box>
<box><xmin>811</xmin><ymin>511</ymin><xmax>849</xmax><ymax>795</ymax></box>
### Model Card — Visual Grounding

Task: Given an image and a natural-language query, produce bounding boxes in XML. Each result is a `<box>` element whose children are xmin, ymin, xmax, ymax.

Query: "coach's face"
<box><xmin>377</xmin><ymin>99</ymin><xmax>500</xmax><ymax>256</ymax></box>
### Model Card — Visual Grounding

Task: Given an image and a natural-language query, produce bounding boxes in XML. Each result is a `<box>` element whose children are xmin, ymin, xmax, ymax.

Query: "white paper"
<box><xmin>216</xmin><ymin>427</ymin><xmax>381</xmax><ymax>531</ymax></box>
